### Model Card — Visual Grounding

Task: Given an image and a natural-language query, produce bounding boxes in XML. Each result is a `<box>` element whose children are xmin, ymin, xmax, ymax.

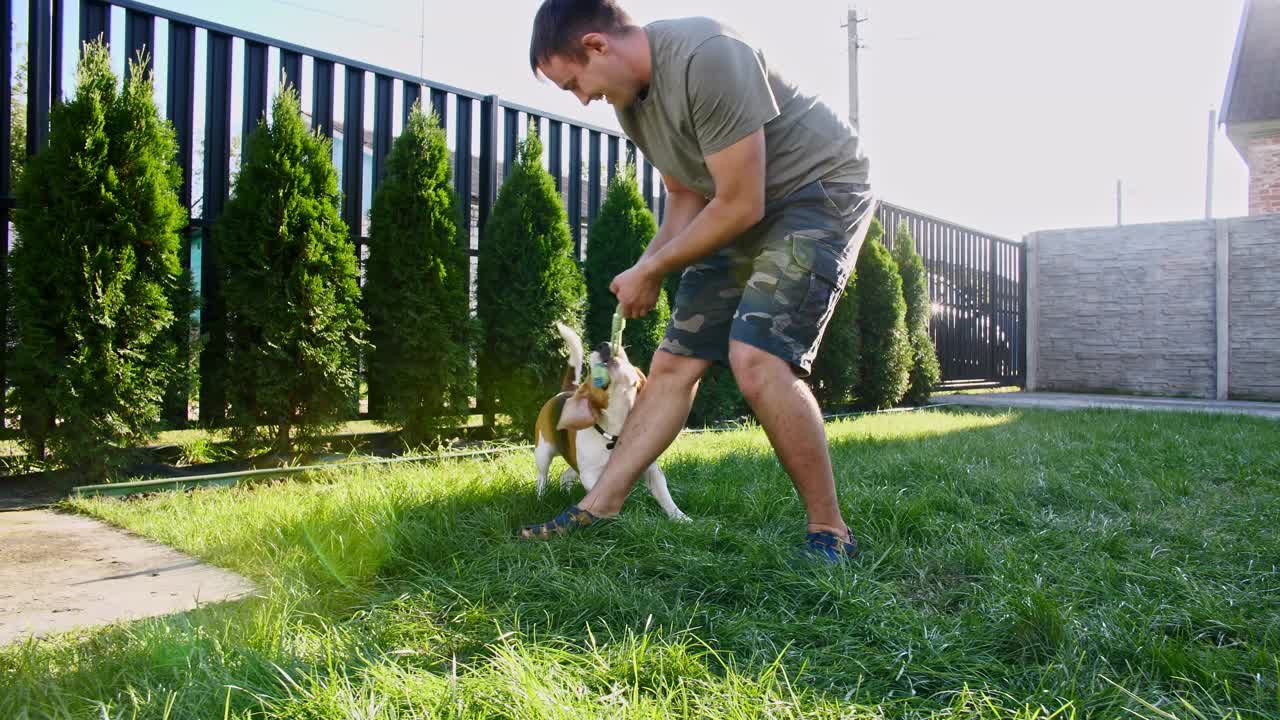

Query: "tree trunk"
<box><xmin>273</xmin><ymin>420</ymin><xmax>291</xmax><ymax>457</ymax></box>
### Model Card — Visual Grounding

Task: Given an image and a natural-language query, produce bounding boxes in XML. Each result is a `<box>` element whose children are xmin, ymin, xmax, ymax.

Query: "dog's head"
<box><xmin>561</xmin><ymin>341</ymin><xmax>646</xmax><ymax>433</ymax></box>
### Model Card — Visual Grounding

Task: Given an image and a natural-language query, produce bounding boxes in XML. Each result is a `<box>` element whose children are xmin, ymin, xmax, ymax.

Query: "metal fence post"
<box><xmin>501</xmin><ymin>105</ymin><xmax>517</xmax><ymax>184</ymax></box>
<box><xmin>987</xmin><ymin>236</ymin><xmax>997</xmax><ymax>381</ymax></box>
<box><xmin>27</xmin><ymin>0</ymin><xmax>52</xmax><ymax>156</ymax></box>
<box><xmin>478</xmin><ymin>95</ymin><xmax>500</xmax><ymax>236</ymax></box>
<box><xmin>1019</xmin><ymin>240</ymin><xmax>1029</xmax><ymax>386</ymax></box>
<box><xmin>0</xmin><ymin>0</ymin><xmax>10</xmax><ymax>426</ymax></box>
<box><xmin>124</xmin><ymin>8</ymin><xmax>155</xmax><ymax>80</ymax></box>
<box><xmin>475</xmin><ymin>96</ymin><xmax>499</xmax><ymax>427</ymax></box>
<box><xmin>198</xmin><ymin>31</ymin><xmax>232</xmax><ymax>426</ymax></box>
<box><xmin>79</xmin><ymin>0</ymin><xmax>109</xmax><ymax>47</ymax></box>
<box><xmin>164</xmin><ymin>19</ymin><xmax>196</xmax><ymax>427</ymax></box>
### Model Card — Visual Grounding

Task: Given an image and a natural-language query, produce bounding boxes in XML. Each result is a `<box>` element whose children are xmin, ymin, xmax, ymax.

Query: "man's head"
<box><xmin>530</xmin><ymin>0</ymin><xmax>646</xmax><ymax>108</ymax></box>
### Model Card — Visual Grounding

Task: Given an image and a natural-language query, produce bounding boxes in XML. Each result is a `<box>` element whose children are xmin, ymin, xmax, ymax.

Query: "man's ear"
<box><xmin>581</xmin><ymin>32</ymin><xmax>609</xmax><ymax>56</ymax></box>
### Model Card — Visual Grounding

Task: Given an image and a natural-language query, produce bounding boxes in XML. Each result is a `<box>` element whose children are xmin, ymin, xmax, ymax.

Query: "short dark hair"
<box><xmin>529</xmin><ymin>0</ymin><xmax>633</xmax><ymax>75</ymax></box>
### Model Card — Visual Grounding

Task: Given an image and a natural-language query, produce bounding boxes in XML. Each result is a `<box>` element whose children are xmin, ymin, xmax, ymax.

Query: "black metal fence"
<box><xmin>878</xmin><ymin>202</ymin><xmax>1026</xmax><ymax>386</ymax></box>
<box><xmin>4</xmin><ymin>0</ymin><xmax>1022</xmax><ymax>429</ymax></box>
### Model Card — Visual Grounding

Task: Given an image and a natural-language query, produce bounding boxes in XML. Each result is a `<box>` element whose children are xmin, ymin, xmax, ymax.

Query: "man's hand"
<box><xmin>610</xmin><ymin>260</ymin><xmax>663</xmax><ymax>319</ymax></box>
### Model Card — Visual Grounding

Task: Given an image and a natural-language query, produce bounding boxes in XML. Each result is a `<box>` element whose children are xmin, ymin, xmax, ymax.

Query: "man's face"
<box><xmin>539</xmin><ymin>34</ymin><xmax>637</xmax><ymax>108</ymax></box>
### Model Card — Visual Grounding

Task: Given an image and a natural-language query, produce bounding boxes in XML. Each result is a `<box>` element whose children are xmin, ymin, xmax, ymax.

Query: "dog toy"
<box><xmin>590</xmin><ymin>308</ymin><xmax>627</xmax><ymax>389</ymax></box>
<box><xmin>591</xmin><ymin>363</ymin><xmax>610</xmax><ymax>388</ymax></box>
<box><xmin>610</xmin><ymin>307</ymin><xmax>626</xmax><ymax>356</ymax></box>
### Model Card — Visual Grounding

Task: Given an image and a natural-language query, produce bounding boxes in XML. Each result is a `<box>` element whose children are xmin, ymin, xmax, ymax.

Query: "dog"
<box><xmin>531</xmin><ymin>322</ymin><xmax>688</xmax><ymax>521</ymax></box>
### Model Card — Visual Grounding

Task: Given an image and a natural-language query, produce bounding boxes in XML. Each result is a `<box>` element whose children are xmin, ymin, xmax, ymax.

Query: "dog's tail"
<box><xmin>555</xmin><ymin>321</ymin><xmax>584</xmax><ymax>390</ymax></box>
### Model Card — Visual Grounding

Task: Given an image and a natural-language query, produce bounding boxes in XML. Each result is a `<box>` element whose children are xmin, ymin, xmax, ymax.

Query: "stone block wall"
<box><xmin>1027</xmin><ymin>214</ymin><xmax>1280</xmax><ymax>400</ymax></box>
<box><xmin>1228</xmin><ymin>215</ymin><xmax>1280</xmax><ymax>400</ymax></box>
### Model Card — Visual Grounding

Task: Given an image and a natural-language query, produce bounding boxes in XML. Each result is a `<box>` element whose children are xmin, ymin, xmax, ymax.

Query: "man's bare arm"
<box><xmin>638</xmin><ymin>128</ymin><xmax>766</xmax><ymax>277</ymax></box>
<box><xmin>639</xmin><ymin>173</ymin><xmax>708</xmax><ymax>264</ymax></box>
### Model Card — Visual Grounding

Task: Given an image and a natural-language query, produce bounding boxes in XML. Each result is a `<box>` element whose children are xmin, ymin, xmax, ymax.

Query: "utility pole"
<box><xmin>844</xmin><ymin>7</ymin><xmax>867</xmax><ymax>132</ymax></box>
<box><xmin>1116</xmin><ymin>179</ymin><xmax>1123</xmax><ymax>226</ymax></box>
<box><xmin>1205</xmin><ymin>107</ymin><xmax>1216</xmax><ymax>220</ymax></box>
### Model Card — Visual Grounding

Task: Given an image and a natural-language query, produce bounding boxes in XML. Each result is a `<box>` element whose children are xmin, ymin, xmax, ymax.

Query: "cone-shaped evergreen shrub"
<box><xmin>892</xmin><ymin>220</ymin><xmax>941</xmax><ymax>405</ymax></box>
<box><xmin>855</xmin><ymin>219</ymin><xmax>911</xmax><ymax>409</ymax></box>
<box><xmin>807</xmin><ymin>269</ymin><xmax>861</xmax><ymax>409</ymax></box>
<box><xmin>9</xmin><ymin>44</ymin><xmax>190</xmax><ymax>475</ymax></box>
<box><xmin>477</xmin><ymin>131</ymin><xmax>585</xmax><ymax>438</ymax></box>
<box><xmin>584</xmin><ymin>164</ymin><xmax>669</xmax><ymax>373</ymax></box>
<box><xmin>364</xmin><ymin>104</ymin><xmax>474</xmax><ymax>444</ymax></box>
<box><xmin>216</xmin><ymin>86</ymin><xmax>366</xmax><ymax>454</ymax></box>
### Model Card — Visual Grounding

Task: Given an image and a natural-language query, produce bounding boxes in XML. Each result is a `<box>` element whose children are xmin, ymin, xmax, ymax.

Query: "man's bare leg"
<box><xmin>568</xmin><ymin>351</ymin><xmax>710</xmax><ymax>517</ymax></box>
<box><xmin>728</xmin><ymin>340</ymin><xmax>849</xmax><ymax>540</ymax></box>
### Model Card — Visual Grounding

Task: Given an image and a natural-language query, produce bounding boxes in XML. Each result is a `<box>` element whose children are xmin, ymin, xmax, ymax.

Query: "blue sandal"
<box><xmin>803</xmin><ymin>526</ymin><xmax>860</xmax><ymax>563</ymax></box>
<box><xmin>518</xmin><ymin>505</ymin><xmax>614</xmax><ymax>541</ymax></box>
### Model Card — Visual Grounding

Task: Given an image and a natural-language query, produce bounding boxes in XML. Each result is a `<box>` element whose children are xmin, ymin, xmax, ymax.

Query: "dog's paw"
<box><xmin>670</xmin><ymin>512</ymin><xmax>693</xmax><ymax>523</ymax></box>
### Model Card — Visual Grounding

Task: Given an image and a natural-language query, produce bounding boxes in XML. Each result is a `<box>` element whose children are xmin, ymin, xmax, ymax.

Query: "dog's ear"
<box><xmin>635</xmin><ymin>368</ymin><xmax>647</xmax><ymax>393</ymax></box>
<box><xmin>557</xmin><ymin>383</ymin><xmax>604</xmax><ymax>431</ymax></box>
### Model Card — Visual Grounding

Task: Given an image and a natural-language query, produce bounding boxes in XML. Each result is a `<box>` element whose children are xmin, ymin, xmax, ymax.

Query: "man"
<box><xmin>521</xmin><ymin>0</ymin><xmax>873</xmax><ymax>563</ymax></box>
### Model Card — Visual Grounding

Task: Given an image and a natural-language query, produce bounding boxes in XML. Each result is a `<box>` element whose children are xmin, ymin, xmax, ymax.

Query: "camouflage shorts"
<box><xmin>659</xmin><ymin>180</ymin><xmax>875</xmax><ymax>377</ymax></box>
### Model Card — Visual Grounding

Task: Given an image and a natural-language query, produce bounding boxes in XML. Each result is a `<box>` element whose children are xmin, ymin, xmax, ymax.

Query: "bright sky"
<box><xmin>19</xmin><ymin>0</ymin><xmax>1252</xmax><ymax>239</ymax></box>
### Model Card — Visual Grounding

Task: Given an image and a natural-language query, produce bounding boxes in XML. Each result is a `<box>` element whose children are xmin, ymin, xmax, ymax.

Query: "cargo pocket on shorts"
<box><xmin>789</xmin><ymin>229</ymin><xmax>849</xmax><ymax>330</ymax></box>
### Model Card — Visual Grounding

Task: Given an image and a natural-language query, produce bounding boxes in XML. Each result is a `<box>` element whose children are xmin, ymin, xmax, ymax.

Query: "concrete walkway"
<box><xmin>932</xmin><ymin>391</ymin><xmax>1280</xmax><ymax>419</ymax></box>
<box><xmin>0</xmin><ymin>510</ymin><xmax>255</xmax><ymax>646</ymax></box>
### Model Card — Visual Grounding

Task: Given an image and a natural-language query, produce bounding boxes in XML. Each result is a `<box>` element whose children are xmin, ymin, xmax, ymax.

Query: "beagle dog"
<box><xmin>532</xmin><ymin>322</ymin><xmax>688</xmax><ymax>521</ymax></box>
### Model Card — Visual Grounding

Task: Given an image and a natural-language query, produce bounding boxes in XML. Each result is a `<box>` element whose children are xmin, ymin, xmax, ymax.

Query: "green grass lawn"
<box><xmin>3</xmin><ymin>407</ymin><xmax>1278</xmax><ymax>719</ymax></box>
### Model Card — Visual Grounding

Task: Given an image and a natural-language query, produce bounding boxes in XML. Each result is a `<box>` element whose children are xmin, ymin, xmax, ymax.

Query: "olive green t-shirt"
<box><xmin>616</xmin><ymin>17</ymin><xmax>869</xmax><ymax>206</ymax></box>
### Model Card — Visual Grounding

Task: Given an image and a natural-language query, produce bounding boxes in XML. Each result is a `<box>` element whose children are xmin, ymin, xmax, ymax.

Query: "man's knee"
<box><xmin>648</xmin><ymin>350</ymin><xmax>710</xmax><ymax>391</ymax></box>
<box><xmin>728</xmin><ymin>341</ymin><xmax>793</xmax><ymax>401</ymax></box>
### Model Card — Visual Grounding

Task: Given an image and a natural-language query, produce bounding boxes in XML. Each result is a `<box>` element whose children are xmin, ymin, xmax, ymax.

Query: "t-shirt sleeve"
<box><xmin>686</xmin><ymin>35</ymin><xmax>780</xmax><ymax>157</ymax></box>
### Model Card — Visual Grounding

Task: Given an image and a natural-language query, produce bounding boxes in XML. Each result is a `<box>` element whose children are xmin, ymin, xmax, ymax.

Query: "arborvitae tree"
<box><xmin>477</xmin><ymin>131</ymin><xmax>586</xmax><ymax>438</ymax></box>
<box><xmin>891</xmin><ymin>220</ymin><xmax>941</xmax><ymax>405</ymax></box>
<box><xmin>584</xmin><ymin>163</ymin><xmax>669</xmax><ymax>373</ymax></box>
<box><xmin>9</xmin><ymin>44</ymin><xmax>189</xmax><ymax>476</ymax></box>
<box><xmin>217</xmin><ymin>86</ymin><xmax>366</xmax><ymax>455</ymax></box>
<box><xmin>364</xmin><ymin>104</ymin><xmax>474</xmax><ymax>445</ymax></box>
<box><xmin>854</xmin><ymin>219</ymin><xmax>912</xmax><ymax>409</ymax></box>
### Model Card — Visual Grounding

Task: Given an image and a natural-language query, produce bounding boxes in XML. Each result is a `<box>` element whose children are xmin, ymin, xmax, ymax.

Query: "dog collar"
<box><xmin>593</xmin><ymin>424</ymin><xmax>619</xmax><ymax>450</ymax></box>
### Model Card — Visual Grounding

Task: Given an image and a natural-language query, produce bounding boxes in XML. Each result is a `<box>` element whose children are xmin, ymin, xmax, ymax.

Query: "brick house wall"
<box><xmin>1246</xmin><ymin>131</ymin><xmax>1280</xmax><ymax>216</ymax></box>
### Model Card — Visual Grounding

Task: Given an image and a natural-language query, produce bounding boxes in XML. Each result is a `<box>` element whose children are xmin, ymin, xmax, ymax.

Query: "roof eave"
<box><xmin>1220</xmin><ymin>0</ymin><xmax>1253</xmax><ymax>126</ymax></box>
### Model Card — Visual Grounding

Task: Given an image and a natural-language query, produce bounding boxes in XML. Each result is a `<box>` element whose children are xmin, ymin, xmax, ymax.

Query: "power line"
<box><xmin>260</xmin><ymin>0</ymin><xmax>419</xmax><ymax>39</ymax></box>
